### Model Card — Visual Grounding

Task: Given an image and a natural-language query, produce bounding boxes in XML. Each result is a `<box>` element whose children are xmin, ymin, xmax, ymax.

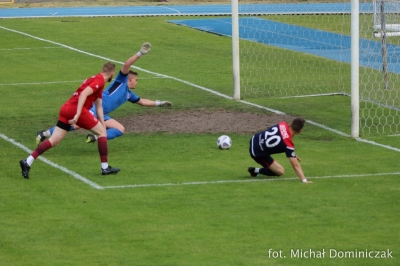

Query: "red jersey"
<box><xmin>65</xmin><ymin>73</ymin><xmax>105</xmax><ymax>110</ymax></box>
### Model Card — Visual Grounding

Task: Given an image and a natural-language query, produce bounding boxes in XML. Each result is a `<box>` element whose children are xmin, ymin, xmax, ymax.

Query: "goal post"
<box><xmin>232</xmin><ymin>0</ymin><xmax>240</xmax><ymax>100</ymax></box>
<box><xmin>351</xmin><ymin>0</ymin><xmax>360</xmax><ymax>138</ymax></box>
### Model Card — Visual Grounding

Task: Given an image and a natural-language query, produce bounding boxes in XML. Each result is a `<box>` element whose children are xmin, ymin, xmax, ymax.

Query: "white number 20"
<box><xmin>264</xmin><ymin>127</ymin><xmax>281</xmax><ymax>148</ymax></box>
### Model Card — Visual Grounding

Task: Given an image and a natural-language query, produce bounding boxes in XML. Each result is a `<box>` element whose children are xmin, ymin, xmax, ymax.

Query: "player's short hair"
<box><xmin>128</xmin><ymin>70</ymin><xmax>138</xmax><ymax>76</ymax></box>
<box><xmin>290</xmin><ymin>117</ymin><xmax>305</xmax><ymax>133</ymax></box>
<box><xmin>102</xmin><ymin>62</ymin><xmax>116</xmax><ymax>73</ymax></box>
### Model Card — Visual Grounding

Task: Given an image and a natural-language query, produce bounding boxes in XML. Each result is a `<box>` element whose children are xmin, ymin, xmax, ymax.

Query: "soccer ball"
<box><xmin>217</xmin><ymin>135</ymin><xmax>232</xmax><ymax>150</ymax></box>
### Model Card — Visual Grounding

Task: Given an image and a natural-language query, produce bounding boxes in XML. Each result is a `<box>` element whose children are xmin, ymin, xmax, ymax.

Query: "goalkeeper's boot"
<box><xmin>36</xmin><ymin>131</ymin><xmax>46</xmax><ymax>146</ymax></box>
<box><xmin>102</xmin><ymin>166</ymin><xmax>120</xmax><ymax>175</ymax></box>
<box><xmin>19</xmin><ymin>160</ymin><xmax>30</xmax><ymax>179</ymax></box>
<box><xmin>248</xmin><ymin>167</ymin><xmax>258</xmax><ymax>177</ymax></box>
<box><xmin>86</xmin><ymin>134</ymin><xmax>97</xmax><ymax>144</ymax></box>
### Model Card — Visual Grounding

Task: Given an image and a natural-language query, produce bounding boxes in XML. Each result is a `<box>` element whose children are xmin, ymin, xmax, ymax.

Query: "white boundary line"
<box><xmin>3</xmin><ymin>126</ymin><xmax>399</xmax><ymax>190</ymax></box>
<box><xmin>2</xmin><ymin>25</ymin><xmax>400</xmax><ymax>189</ymax></box>
<box><xmin>0</xmin><ymin>134</ymin><xmax>104</xmax><ymax>190</ymax></box>
<box><xmin>276</xmin><ymin>92</ymin><xmax>346</xmax><ymax>99</ymax></box>
<box><xmin>103</xmin><ymin>172</ymin><xmax>400</xmax><ymax>189</ymax></box>
<box><xmin>162</xmin><ymin>7</ymin><xmax>182</xmax><ymax>15</ymax></box>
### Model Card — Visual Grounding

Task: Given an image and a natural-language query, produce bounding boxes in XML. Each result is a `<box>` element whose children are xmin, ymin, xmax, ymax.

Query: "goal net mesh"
<box><xmin>237</xmin><ymin>0</ymin><xmax>400</xmax><ymax>135</ymax></box>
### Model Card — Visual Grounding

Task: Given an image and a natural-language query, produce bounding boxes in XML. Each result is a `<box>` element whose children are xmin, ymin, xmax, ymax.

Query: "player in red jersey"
<box><xmin>248</xmin><ymin>117</ymin><xmax>312</xmax><ymax>183</ymax></box>
<box><xmin>19</xmin><ymin>62</ymin><xmax>120</xmax><ymax>179</ymax></box>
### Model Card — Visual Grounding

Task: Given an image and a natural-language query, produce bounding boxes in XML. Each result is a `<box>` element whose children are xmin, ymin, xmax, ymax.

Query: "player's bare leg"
<box><xmin>105</xmin><ymin>119</ymin><xmax>125</xmax><ymax>133</ymax></box>
<box><xmin>48</xmin><ymin>126</ymin><xmax>69</xmax><ymax>147</ymax></box>
<box><xmin>268</xmin><ymin>161</ymin><xmax>285</xmax><ymax>176</ymax></box>
<box><xmin>36</xmin><ymin>124</ymin><xmax>80</xmax><ymax>146</ymax></box>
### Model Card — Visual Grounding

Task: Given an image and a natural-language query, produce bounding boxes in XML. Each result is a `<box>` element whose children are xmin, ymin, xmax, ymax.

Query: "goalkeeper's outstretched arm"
<box><xmin>121</xmin><ymin>42</ymin><xmax>151</xmax><ymax>75</ymax></box>
<box><xmin>136</xmin><ymin>98</ymin><xmax>173</xmax><ymax>107</ymax></box>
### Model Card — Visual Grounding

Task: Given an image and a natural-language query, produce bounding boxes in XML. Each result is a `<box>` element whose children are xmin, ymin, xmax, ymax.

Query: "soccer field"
<box><xmin>0</xmin><ymin>12</ymin><xmax>399</xmax><ymax>266</ymax></box>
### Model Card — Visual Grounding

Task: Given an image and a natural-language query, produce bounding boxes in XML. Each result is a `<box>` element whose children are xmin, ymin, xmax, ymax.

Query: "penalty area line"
<box><xmin>102</xmin><ymin>172</ymin><xmax>400</xmax><ymax>189</ymax></box>
<box><xmin>0</xmin><ymin>133</ymin><xmax>104</xmax><ymax>190</ymax></box>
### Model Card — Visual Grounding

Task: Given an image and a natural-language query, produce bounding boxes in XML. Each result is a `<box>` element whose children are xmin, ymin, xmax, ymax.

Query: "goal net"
<box><xmin>233</xmin><ymin>0</ymin><xmax>400</xmax><ymax>135</ymax></box>
<box><xmin>373</xmin><ymin>0</ymin><xmax>400</xmax><ymax>37</ymax></box>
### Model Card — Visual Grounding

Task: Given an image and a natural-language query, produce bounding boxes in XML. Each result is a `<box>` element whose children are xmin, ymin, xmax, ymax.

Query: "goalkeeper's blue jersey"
<box><xmin>90</xmin><ymin>70</ymin><xmax>140</xmax><ymax>115</ymax></box>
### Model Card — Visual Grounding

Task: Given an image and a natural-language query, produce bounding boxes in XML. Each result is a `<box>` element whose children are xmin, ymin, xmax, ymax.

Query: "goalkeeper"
<box><xmin>36</xmin><ymin>42</ymin><xmax>173</xmax><ymax>144</ymax></box>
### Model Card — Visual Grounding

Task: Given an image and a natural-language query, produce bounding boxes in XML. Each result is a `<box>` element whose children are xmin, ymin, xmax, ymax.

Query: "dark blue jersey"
<box><xmin>250</xmin><ymin>122</ymin><xmax>296</xmax><ymax>158</ymax></box>
<box><xmin>90</xmin><ymin>70</ymin><xmax>140</xmax><ymax>115</ymax></box>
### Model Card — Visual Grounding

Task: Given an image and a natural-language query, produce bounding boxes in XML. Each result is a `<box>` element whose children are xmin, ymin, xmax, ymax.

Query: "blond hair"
<box><xmin>102</xmin><ymin>62</ymin><xmax>116</xmax><ymax>73</ymax></box>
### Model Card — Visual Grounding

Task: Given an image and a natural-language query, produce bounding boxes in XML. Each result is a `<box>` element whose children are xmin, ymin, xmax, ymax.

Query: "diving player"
<box><xmin>248</xmin><ymin>117</ymin><xmax>312</xmax><ymax>183</ymax></box>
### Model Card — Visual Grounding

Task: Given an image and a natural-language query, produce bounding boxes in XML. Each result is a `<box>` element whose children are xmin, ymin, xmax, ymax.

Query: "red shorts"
<box><xmin>58</xmin><ymin>103</ymin><xmax>99</xmax><ymax>130</ymax></box>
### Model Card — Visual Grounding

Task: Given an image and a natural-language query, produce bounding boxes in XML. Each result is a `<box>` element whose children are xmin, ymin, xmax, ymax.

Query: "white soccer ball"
<box><xmin>217</xmin><ymin>135</ymin><xmax>232</xmax><ymax>150</ymax></box>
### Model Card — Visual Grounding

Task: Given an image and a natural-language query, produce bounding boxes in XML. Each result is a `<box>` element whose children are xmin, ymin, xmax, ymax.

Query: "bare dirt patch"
<box><xmin>118</xmin><ymin>110</ymin><xmax>295</xmax><ymax>134</ymax></box>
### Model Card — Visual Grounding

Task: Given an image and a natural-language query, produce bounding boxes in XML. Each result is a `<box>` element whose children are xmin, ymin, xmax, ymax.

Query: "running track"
<box><xmin>0</xmin><ymin>3</ymin><xmax>374</xmax><ymax>19</ymax></box>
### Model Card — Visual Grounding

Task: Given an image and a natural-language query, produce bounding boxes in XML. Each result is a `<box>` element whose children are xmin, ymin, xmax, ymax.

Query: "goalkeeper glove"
<box><xmin>137</xmin><ymin>42</ymin><xmax>151</xmax><ymax>57</ymax></box>
<box><xmin>156</xmin><ymin>100</ymin><xmax>173</xmax><ymax>107</ymax></box>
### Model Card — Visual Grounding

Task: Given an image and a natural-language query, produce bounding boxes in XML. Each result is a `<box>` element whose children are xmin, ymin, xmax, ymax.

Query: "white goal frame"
<box><xmin>231</xmin><ymin>0</ymin><xmax>360</xmax><ymax>137</ymax></box>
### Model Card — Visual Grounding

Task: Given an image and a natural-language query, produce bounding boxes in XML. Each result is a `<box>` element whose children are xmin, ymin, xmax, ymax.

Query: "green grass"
<box><xmin>0</xmin><ymin>15</ymin><xmax>399</xmax><ymax>266</ymax></box>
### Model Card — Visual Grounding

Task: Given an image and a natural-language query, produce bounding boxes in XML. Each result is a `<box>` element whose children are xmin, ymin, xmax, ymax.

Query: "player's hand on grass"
<box><xmin>160</xmin><ymin>101</ymin><xmax>172</xmax><ymax>107</ymax></box>
<box><xmin>137</xmin><ymin>42</ymin><xmax>151</xmax><ymax>56</ymax></box>
<box><xmin>296</xmin><ymin>156</ymin><xmax>302</xmax><ymax>162</ymax></box>
<box><xmin>158</xmin><ymin>101</ymin><xmax>173</xmax><ymax>107</ymax></box>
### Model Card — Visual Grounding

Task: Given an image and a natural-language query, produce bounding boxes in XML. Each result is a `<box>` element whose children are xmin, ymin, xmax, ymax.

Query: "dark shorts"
<box><xmin>58</xmin><ymin>103</ymin><xmax>99</xmax><ymax>130</ymax></box>
<box><xmin>250</xmin><ymin>154</ymin><xmax>275</xmax><ymax>168</ymax></box>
